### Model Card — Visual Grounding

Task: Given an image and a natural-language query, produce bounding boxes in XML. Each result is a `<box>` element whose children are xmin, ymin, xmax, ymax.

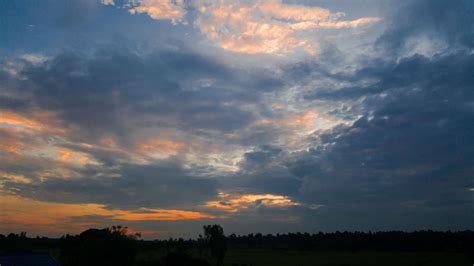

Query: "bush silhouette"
<box><xmin>60</xmin><ymin>226</ymin><xmax>137</xmax><ymax>266</ymax></box>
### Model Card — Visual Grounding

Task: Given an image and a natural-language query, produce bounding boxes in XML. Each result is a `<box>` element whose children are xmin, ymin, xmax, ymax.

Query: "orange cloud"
<box><xmin>0</xmin><ymin>112</ymin><xmax>44</xmax><ymax>131</ymax></box>
<box><xmin>0</xmin><ymin>127</ymin><xmax>23</xmax><ymax>155</ymax></box>
<box><xmin>128</xmin><ymin>0</ymin><xmax>186</xmax><ymax>23</ymax></box>
<box><xmin>107</xmin><ymin>0</ymin><xmax>381</xmax><ymax>55</ymax></box>
<box><xmin>112</xmin><ymin>208</ymin><xmax>219</xmax><ymax>221</ymax></box>
<box><xmin>255</xmin><ymin>109</ymin><xmax>341</xmax><ymax>150</ymax></box>
<box><xmin>99</xmin><ymin>136</ymin><xmax>119</xmax><ymax>149</ymax></box>
<box><xmin>0</xmin><ymin>111</ymin><xmax>102</xmax><ymax>167</ymax></box>
<box><xmin>259</xmin><ymin>109</ymin><xmax>335</xmax><ymax>131</ymax></box>
<box><xmin>53</xmin><ymin>147</ymin><xmax>101</xmax><ymax>167</ymax></box>
<box><xmin>0</xmin><ymin>195</ymin><xmax>109</xmax><ymax>234</ymax></box>
<box><xmin>137</xmin><ymin>138</ymin><xmax>186</xmax><ymax>154</ymax></box>
<box><xmin>195</xmin><ymin>0</ymin><xmax>380</xmax><ymax>54</ymax></box>
<box><xmin>132</xmin><ymin>138</ymin><xmax>194</xmax><ymax>162</ymax></box>
<box><xmin>204</xmin><ymin>191</ymin><xmax>301</xmax><ymax>213</ymax></box>
<box><xmin>0</xmin><ymin>111</ymin><xmax>62</xmax><ymax>156</ymax></box>
<box><xmin>286</xmin><ymin>110</ymin><xmax>320</xmax><ymax>127</ymax></box>
<box><xmin>196</xmin><ymin>1</ymin><xmax>316</xmax><ymax>54</ymax></box>
<box><xmin>0</xmin><ymin>111</ymin><xmax>65</xmax><ymax>135</ymax></box>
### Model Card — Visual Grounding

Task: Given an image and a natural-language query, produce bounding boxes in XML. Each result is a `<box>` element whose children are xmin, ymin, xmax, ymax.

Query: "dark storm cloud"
<box><xmin>307</xmin><ymin>0</ymin><xmax>474</xmax><ymax>102</ymax></box>
<box><xmin>221</xmin><ymin>0</ymin><xmax>474</xmax><ymax>230</ymax></box>
<box><xmin>7</xmin><ymin>47</ymin><xmax>281</xmax><ymax>142</ymax></box>
<box><xmin>223</xmin><ymin>145</ymin><xmax>301</xmax><ymax>196</ymax></box>
<box><xmin>376</xmin><ymin>0</ymin><xmax>474</xmax><ymax>55</ymax></box>
<box><xmin>0</xmin><ymin>44</ymin><xmax>284</xmax><ymax>211</ymax></box>
<box><xmin>309</xmin><ymin>52</ymin><xmax>474</xmax><ymax>102</ymax></box>
<box><xmin>4</xmin><ymin>161</ymin><xmax>218</xmax><ymax>209</ymax></box>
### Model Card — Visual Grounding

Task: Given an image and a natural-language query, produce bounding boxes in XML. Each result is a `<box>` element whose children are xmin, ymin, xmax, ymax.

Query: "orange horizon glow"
<box><xmin>0</xmin><ymin>194</ymin><xmax>220</xmax><ymax>236</ymax></box>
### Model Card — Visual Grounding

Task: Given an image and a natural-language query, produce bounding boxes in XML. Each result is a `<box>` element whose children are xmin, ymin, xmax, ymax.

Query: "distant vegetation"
<box><xmin>1</xmin><ymin>226</ymin><xmax>474</xmax><ymax>265</ymax></box>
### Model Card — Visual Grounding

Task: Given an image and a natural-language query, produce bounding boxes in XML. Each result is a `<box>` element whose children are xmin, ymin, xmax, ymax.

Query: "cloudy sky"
<box><xmin>1</xmin><ymin>0</ymin><xmax>473</xmax><ymax>239</ymax></box>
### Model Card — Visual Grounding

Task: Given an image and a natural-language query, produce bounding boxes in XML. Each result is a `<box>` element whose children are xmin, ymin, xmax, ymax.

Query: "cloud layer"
<box><xmin>1</xmin><ymin>0</ymin><xmax>473</xmax><ymax>238</ymax></box>
<box><xmin>108</xmin><ymin>0</ymin><xmax>380</xmax><ymax>54</ymax></box>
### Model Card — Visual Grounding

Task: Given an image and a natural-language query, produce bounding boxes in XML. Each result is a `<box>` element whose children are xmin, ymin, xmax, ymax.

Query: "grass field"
<box><xmin>28</xmin><ymin>247</ymin><xmax>473</xmax><ymax>266</ymax></box>
<box><xmin>222</xmin><ymin>249</ymin><xmax>472</xmax><ymax>266</ymax></box>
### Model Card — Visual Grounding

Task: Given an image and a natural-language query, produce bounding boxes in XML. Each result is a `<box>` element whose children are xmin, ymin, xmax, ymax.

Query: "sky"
<box><xmin>0</xmin><ymin>0</ymin><xmax>473</xmax><ymax>239</ymax></box>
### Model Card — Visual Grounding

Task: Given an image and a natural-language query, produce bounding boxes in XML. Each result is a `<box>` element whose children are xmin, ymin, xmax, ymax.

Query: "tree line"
<box><xmin>1</xmin><ymin>227</ymin><xmax>474</xmax><ymax>265</ymax></box>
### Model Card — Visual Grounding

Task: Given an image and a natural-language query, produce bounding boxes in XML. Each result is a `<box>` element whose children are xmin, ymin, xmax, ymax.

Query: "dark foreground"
<box><xmin>1</xmin><ymin>225</ymin><xmax>474</xmax><ymax>266</ymax></box>
<box><xmin>223</xmin><ymin>249</ymin><xmax>470</xmax><ymax>266</ymax></box>
<box><xmin>0</xmin><ymin>248</ymin><xmax>471</xmax><ymax>266</ymax></box>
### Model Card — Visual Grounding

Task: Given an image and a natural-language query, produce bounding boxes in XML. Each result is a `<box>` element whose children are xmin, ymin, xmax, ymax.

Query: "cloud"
<box><xmin>0</xmin><ymin>48</ymin><xmax>273</xmax><ymax>177</ymax></box>
<box><xmin>19</xmin><ymin>54</ymin><xmax>49</xmax><ymax>64</ymax></box>
<box><xmin>135</xmin><ymin>138</ymin><xmax>188</xmax><ymax>159</ymax></box>
<box><xmin>204</xmin><ymin>191</ymin><xmax>301</xmax><ymax>213</ymax></box>
<box><xmin>283</xmin><ymin>53</ymin><xmax>474</xmax><ymax>229</ymax></box>
<box><xmin>195</xmin><ymin>0</ymin><xmax>380</xmax><ymax>54</ymax></box>
<box><xmin>0</xmin><ymin>47</ymin><xmax>286</xmax><ymax>178</ymax></box>
<box><xmin>0</xmin><ymin>111</ymin><xmax>65</xmax><ymax>136</ymax></box>
<box><xmin>127</xmin><ymin>0</ymin><xmax>186</xmax><ymax>23</ymax></box>
<box><xmin>105</xmin><ymin>0</ymin><xmax>380</xmax><ymax>54</ymax></box>
<box><xmin>100</xmin><ymin>0</ymin><xmax>115</xmax><ymax>5</ymax></box>
<box><xmin>0</xmin><ymin>110</ymin><xmax>101</xmax><ymax>171</ymax></box>
<box><xmin>0</xmin><ymin>194</ymin><xmax>218</xmax><ymax>237</ymax></box>
<box><xmin>3</xmin><ymin>161</ymin><xmax>219</xmax><ymax>209</ymax></box>
<box><xmin>13</xmin><ymin>48</ymin><xmax>274</xmax><ymax>140</ymax></box>
<box><xmin>2</xmin><ymin>0</ymin><xmax>474</xmax><ymax>235</ymax></box>
<box><xmin>218</xmin><ymin>145</ymin><xmax>302</xmax><ymax>198</ymax></box>
<box><xmin>0</xmin><ymin>46</ymin><xmax>290</xmax><ymax>222</ymax></box>
<box><xmin>209</xmin><ymin>0</ymin><xmax>474</xmax><ymax>230</ymax></box>
<box><xmin>376</xmin><ymin>0</ymin><xmax>474</xmax><ymax>57</ymax></box>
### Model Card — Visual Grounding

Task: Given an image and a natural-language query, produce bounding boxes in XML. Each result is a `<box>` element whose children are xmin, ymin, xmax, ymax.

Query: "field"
<box><xmin>222</xmin><ymin>249</ymin><xmax>471</xmax><ymax>266</ymax></box>
<box><xmin>7</xmin><ymin>247</ymin><xmax>473</xmax><ymax>266</ymax></box>
<box><xmin>8</xmin><ymin>244</ymin><xmax>473</xmax><ymax>266</ymax></box>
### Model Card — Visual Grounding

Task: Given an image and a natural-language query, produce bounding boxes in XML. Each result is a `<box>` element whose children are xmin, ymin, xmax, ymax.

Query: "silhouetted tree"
<box><xmin>202</xmin><ymin>224</ymin><xmax>227</xmax><ymax>266</ymax></box>
<box><xmin>3</xmin><ymin>227</ymin><xmax>474</xmax><ymax>265</ymax></box>
<box><xmin>60</xmin><ymin>226</ymin><xmax>138</xmax><ymax>266</ymax></box>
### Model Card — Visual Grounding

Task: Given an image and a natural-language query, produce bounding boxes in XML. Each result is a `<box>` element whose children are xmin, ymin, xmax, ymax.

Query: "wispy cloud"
<box><xmin>100</xmin><ymin>0</ymin><xmax>115</xmax><ymax>6</ymax></box>
<box><xmin>195</xmin><ymin>0</ymin><xmax>380</xmax><ymax>54</ymax></box>
<box><xmin>127</xmin><ymin>0</ymin><xmax>186</xmax><ymax>23</ymax></box>
<box><xmin>104</xmin><ymin>0</ymin><xmax>380</xmax><ymax>54</ymax></box>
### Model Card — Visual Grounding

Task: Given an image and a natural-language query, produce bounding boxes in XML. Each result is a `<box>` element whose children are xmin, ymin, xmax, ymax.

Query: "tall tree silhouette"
<box><xmin>203</xmin><ymin>224</ymin><xmax>227</xmax><ymax>266</ymax></box>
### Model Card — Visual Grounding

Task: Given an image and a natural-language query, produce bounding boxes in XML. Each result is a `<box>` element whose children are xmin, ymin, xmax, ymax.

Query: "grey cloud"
<box><xmin>4</xmin><ymin>161</ymin><xmax>218</xmax><ymax>209</ymax></box>
<box><xmin>222</xmin><ymin>146</ymin><xmax>301</xmax><ymax>197</ymax></box>
<box><xmin>376</xmin><ymin>0</ymin><xmax>474</xmax><ymax>55</ymax></box>
<box><xmin>0</xmin><ymin>45</ymin><xmax>287</xmax><ymax>215</ymax></box>
<box><xmin>282</xmin><ymin>50</ymin><xmax>474</xmax><ymax>229</ymax></box>
<box><xmin>1</xmin><ymin>47</ymin><xmax>284</xmax><ymax>147</ymax></box>
<box><xmin>219</xmin><ymin>0</ymin><xmax>474</xmax><ymax>230</ymax></box>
